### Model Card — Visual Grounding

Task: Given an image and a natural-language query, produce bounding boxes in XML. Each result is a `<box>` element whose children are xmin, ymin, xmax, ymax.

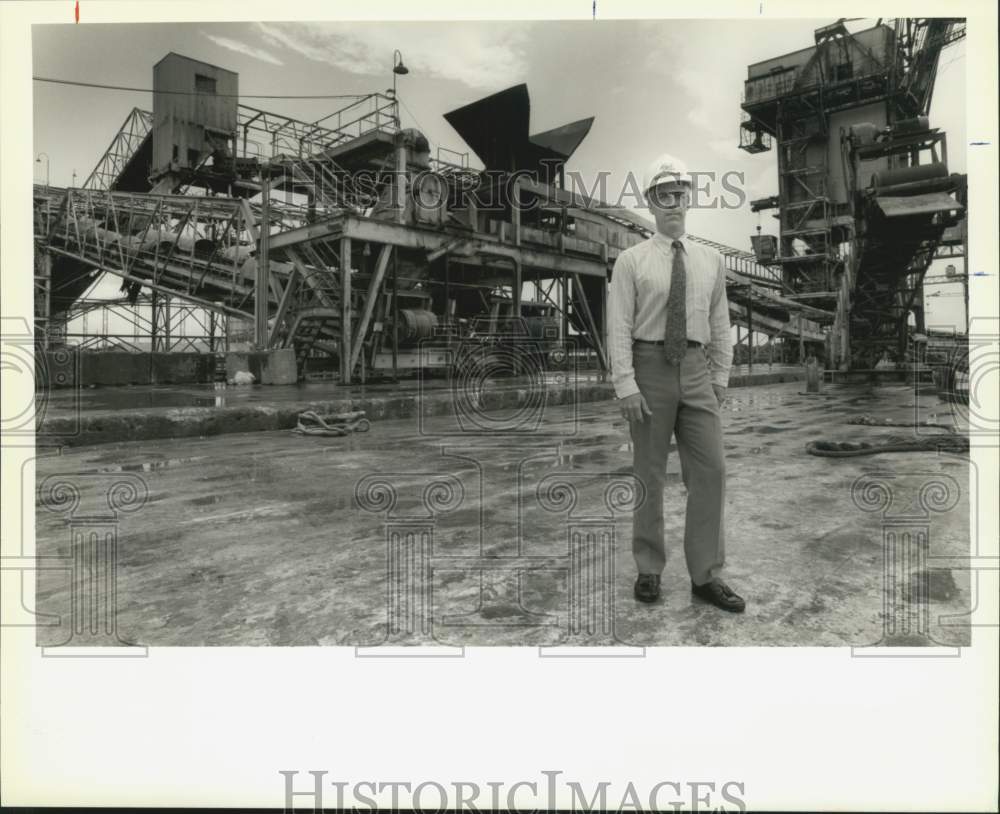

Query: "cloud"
<box><xmin>675</xmin><ymin>64</ymin><xmax>743</xmax><ymax>135</ymax></box>
<box><xmin>639</xmin><ymin>23</ymin><xmax>748</xmax><ymax>142</ymax></box>
<box><xmin>706</xmin><ymin>138</ymin><xmax>748</xmax><ymax>162</ymax></box>
<box><xmin>255</xmin><ymin>22</ymin><xmax>527</xmax><ymax>90</ymax></box>
<box><xmin>743</xmin><ymin>162</ymin><xmax>780</xmax><ymax>205</ymax></box>
<box><xmin>201</xmin><ymin>33</ymin><xmax>284</xmax><ymax>66</ymax></box>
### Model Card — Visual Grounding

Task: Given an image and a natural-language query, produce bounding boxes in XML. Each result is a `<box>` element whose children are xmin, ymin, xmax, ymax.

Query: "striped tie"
<box><xmin>664</xmin><ymin>239</ymin><xmax>687</xmax><ymax>365</ymax></box>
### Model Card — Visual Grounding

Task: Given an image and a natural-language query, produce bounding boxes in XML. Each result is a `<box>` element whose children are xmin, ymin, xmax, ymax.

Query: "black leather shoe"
<box><xmin>691</xmin><ymin>578</ymin><xmax>745</xmax><ymax>613</ymax></box>
<box><xmin>634</xmin><ymin>574</ymin><xmax>661</xmax><ymax>603</ymax></box>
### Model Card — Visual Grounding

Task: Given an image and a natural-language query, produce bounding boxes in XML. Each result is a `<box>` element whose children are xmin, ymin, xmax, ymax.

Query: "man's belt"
<box><xmin>634</xmin><ymin>339</ymin><xmax>703</xmax><ymax>348</ymax></box>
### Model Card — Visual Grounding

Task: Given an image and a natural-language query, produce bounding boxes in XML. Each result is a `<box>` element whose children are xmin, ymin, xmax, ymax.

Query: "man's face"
<box><xmin>645</xmin><ymin>181</ymin><xmax>690</xmax><ymax>235</ymax></box>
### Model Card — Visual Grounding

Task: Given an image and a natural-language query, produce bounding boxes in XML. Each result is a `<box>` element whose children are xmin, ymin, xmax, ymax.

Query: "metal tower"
<box><xmin>739</xmin><ymin>18</ymin><xmax>966</xmax><ymax>369</ymax></box>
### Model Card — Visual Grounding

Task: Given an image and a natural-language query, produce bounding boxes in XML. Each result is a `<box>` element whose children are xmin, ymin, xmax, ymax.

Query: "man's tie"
<box><xmin>663</xmin><ymin>239</ymin><xmax>687</xmax><ymax>365</ymax></box>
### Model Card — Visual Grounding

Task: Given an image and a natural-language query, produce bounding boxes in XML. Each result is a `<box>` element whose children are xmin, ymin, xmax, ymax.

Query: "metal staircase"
<box><xmin>280</xmin><ymin>245</ymin><xmax>343</xmax><ymax>367</ymax></box>
<box><xmin>271</xmin><ymin>154</ymin><xmax>380</xmax><ymax>216</ymax></box>
<box><xmin>33</xmin><ymin>184</ymin><xmax>360</xmax><ymax>365</ymax></box>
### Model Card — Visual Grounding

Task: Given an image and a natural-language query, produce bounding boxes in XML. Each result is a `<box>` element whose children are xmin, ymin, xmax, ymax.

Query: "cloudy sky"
<box><xmin>32</xmin><ymin>18</ymin><xmax>968</xmax><ymax>328</ymax></box>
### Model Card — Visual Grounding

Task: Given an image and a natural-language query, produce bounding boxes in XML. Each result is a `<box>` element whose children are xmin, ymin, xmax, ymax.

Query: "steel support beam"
<box><xmin>572</xmin><ymin>273</ymin><xmax>608</xmax><ymax>371</ymax></box>
<box><xmin>255</xmin><ymin>172</ymin><xmax>271</xmax><ymax>347</ymax></box>
<box><xmin>268</xmin><ymin>266</ymin><xmax>301</xmax><ymax>349</ymax></box>
<box><xmin>340</xmin><ymin>237</ymin><xmax>352</xmax><ymax>383</ymax></box>
<box><xmin>395</xmin><ymin>136</ymin><xmax>407</xmax><ymax>225</ymax></box>
<box><xmin>729</xmin><ymin>302</ymin><xmax>825</xmax><ymax>342</ymax></box>
<box><xmin>268</xmin><ymin>214</ymin><xmax>608</xmax><ymax>278</ymax></box>
<box><xmin>350</xmin><ymin>244</ymin><xmax>392</xmax><ymax>371</ymax></box>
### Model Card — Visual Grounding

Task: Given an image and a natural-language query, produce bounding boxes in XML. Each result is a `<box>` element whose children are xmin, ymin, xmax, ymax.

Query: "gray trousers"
<box><xmin>629</xmin><ymin>342</ymin><xmax>726</xmax><ymax>585</ymax></box>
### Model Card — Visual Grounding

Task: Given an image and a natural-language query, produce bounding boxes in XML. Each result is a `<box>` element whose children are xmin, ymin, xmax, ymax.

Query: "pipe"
<box><xmin>256</xmin><ymin>168</ymin><xmax>270</xmax><ymax>348</ymax></box>
<box><xmin>869</xmin><ymin>176</ymin><xmax>962</xmax><ymax>198</ymax></box>
<box><xmin>391</xmin><ymin>248</ymin><xmax>398</xmax><ymax>380</ymax></box>
<box><xmin>340</xmin><ymin>236</ymin><xmax>352</xmax><ymax>383</ymax></box>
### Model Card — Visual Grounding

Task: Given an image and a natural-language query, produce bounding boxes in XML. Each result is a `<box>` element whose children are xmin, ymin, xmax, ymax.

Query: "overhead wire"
<box><xmin>34</xmin><ymin>76</ymin><xmax>368</xmax><ymax>100</ymax></box>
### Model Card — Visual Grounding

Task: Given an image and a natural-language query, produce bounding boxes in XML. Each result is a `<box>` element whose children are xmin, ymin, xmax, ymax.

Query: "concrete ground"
<box><xmin>40</xmin><ymin>363</ymin><xmax>802</xmax><ymax>415</ymax></box>
<box><xmin>34</xmin><ymin>379</ymin><xmax>971</xmax><ymax>648</ymax></box>
<box><xmin>37</xmin><ymin>364</ymin><xmax>805</xmax><ymax>447</ymax></box>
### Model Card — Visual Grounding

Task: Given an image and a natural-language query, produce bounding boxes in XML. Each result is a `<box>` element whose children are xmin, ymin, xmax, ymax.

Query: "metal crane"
<box><xmin>889</xmin><ymin>17</ymin><xmax>967</xmax><ymax>118</ymax></box>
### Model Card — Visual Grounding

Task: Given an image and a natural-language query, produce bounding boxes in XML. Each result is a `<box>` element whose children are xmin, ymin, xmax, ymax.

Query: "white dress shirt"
<box><xmin>606</xmin><ymin>231</ymin><xmax>733</xmax><ymax>398</ymax></box>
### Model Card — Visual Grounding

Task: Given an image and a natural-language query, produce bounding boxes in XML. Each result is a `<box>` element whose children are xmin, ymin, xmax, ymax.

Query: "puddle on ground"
<box><xmin>496</xmin><ymin>450</ymin><xmax>635</xmax><ymax>474</ymax></box>
<box><xmin>559</xmin><ymin>432</ymin><xmax>621</xmax><ymax>447</ymax></box>
<box><xmin>78</xmin><ymin>455</ymin><xmax>208</xmax><ymax>474</ymax></box>
<box><xmin>913</xmin><ymin>569</ymin><xmax>961</xmax><ymax>602</ymax></box>
<box><xmin>732</xmin><ymin>425</ymin><xmax>795</xmax><ymax>434</ymax></box>
<box><xmin>554</xmin><ymin>448</ymin><xmax>613</xmax><ymax>468</ymax></box>
<box><xmin>78</xmin><ymin>391</ymin><xmax>227</xmax><ymax>410</ymax></box>
<box><xmin>188</xmin><ymin>495</ymin><xmax>224</xmax><ymax>506</ymax></box>
<box><xmin>725</xmin><ymin>391</ymin><xmax>798</xmax><ymax>413</ymax></box>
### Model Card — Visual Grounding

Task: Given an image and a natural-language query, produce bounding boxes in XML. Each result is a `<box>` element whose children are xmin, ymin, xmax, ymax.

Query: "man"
<box><xmin>606</xmin><ymin>154</ymin><xmax>745</xmax><ymax>612</ymax></box>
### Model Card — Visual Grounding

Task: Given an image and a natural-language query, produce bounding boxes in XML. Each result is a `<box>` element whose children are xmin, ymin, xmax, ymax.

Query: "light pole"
<box><xmin>71</xmin><ymin>168</ymin><xmax>77</xmax><ymax>188</ymax></box>
<box><xmin>36</xmin><ymin>152</ymin><xmax>50</xmax><ymax>189</ymax></box>
<box><xmin>391</xmin><ymin>49</ymin><xmax>409</xmax><ymax>99</ymax></box>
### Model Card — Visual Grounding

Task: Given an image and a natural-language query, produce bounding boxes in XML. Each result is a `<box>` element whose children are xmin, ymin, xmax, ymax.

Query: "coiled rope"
<box><xmin>805</xmin><ymin>414</ymin><xmax>968</xmax><ymax>457</ymax></box>
<box><xmin>292</xmin><ymin>410</ymin><xmax>370</xmax><ymax>437</ymax></box>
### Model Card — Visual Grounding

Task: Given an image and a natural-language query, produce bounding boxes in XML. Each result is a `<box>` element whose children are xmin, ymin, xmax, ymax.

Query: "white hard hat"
<box><xmin>642</xmin><ymin>153</ymin><xmax>692</xmax><ymax>194</ymax></box>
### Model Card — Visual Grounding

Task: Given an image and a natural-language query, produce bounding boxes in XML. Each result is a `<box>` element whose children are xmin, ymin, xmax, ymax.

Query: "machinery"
<box><xmin>35</xmin><ymin>52</ymin><xmax>819</xmax><ymax>384</ymax></box>
<box><xmin>739</xmin><ymin>18</ymin><xmax>967</xmax><ymax>369</ymax></box>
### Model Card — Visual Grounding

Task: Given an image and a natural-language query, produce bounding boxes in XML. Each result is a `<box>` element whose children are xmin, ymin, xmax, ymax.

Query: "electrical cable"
<box><xmin>34</xmin><ymin>76</ymin><xmax>367</xmax><ymax>100</ymax></box>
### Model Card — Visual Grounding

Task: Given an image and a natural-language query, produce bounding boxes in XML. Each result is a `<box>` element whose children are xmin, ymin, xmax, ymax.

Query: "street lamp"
<box><xmin>391</xmin><ymin>49</ymin><xmax>409</xmax><ymax>99</ymax></box>
<box><xmin>36</xmin><ymin>152</ymin><xmax>50</xmax><ymax>189</ymax></box>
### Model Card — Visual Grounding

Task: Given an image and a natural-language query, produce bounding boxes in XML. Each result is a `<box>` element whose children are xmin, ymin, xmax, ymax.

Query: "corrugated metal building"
<box><xmin>151</xmin><ymin>52</ymin><xmax>238</xmax><ymax>180</ymax></box>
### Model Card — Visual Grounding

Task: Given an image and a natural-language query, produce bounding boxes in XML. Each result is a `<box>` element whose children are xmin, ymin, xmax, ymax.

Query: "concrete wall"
<box><xmin>225</xmin><ymin>348</ymin><xmax>297</xmax><ymax>385</ymax></box>
<box><xmin>39</xmin><ymin>349</ymin><xmax>297</xmax><ymax>388</ymax></box>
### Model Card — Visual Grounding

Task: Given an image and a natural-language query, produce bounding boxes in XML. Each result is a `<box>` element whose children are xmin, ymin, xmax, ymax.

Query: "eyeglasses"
<box><xmin>647</xmin><ymin>187</ymin><xmax>689</xmax><ymax>209</ymax></box>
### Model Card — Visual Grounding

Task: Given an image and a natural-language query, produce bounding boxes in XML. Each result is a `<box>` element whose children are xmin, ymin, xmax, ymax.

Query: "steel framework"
<box><xmin>82</xmin><ymin>108</ymin><xmax>154</xmax><ymax>192</ymax></box>
<box><xmin>37</xmin><ymin>57</ymin><xmax>830</xmax><ymax>383</ymax></box>
<box><xmin>738</xmin><ymin>17</ymin><xmax>967</xmax><ymax>368</ymax></box>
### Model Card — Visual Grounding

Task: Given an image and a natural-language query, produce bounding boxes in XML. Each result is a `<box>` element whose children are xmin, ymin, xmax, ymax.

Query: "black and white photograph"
<box><xmin>2</xmin><ymin>1</ymin><xmax>997</xmax><ymax>811</ymax></box>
